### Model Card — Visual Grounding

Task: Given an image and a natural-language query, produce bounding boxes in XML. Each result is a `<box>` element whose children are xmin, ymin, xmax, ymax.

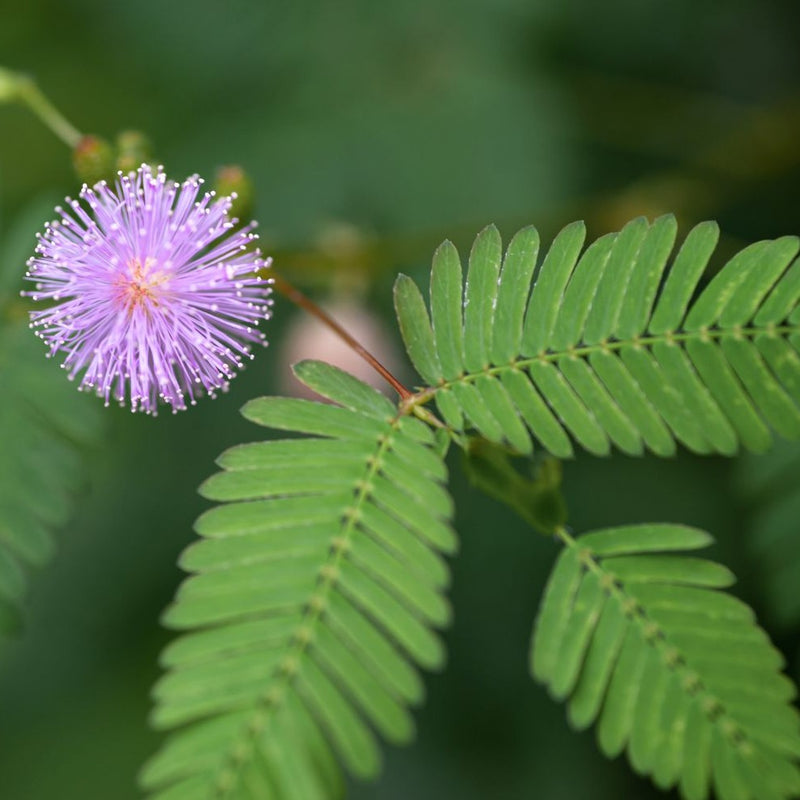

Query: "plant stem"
<box><xmin>2</xmin><ymin>69</ymin><xmax>82</xmax><ymax>148</ymax></box>
<box><xmin>271</xmin><ymin>273</ymin><xmax>412</xmax><ymax>400</ymax></box>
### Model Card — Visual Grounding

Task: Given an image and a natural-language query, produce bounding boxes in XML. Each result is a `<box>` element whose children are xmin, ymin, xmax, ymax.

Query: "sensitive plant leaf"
<box><xmin>491</xmin><ymin>225</ymin><xmax>539</xmax><ymax>365</ymax></box>
<box><xmin>143</xmin><ymin>367</ymin><xmax>455</xmax><ymax>799</ymax></box>
<box><xmin>616</xmin><ymin>214</ymin><xmax>678</xmax><ymax>340</ymax></box>
<box><xmin>292</xmin><ymin>360</ymin><xmax>396</xmax><ymax>420</ymax></box>
<box><xmin>531</xmin><ymin>523</ymin><xmax>800</xmax><ymax>800</ymax></box>
<box><xmin>685</xmin><ymin>238</ymin><xmax>799</xmax><ymax>331</ymax></box>
<box><xmin>648</xmin><ymin>220</ymin><xmax>719</xmax><ymax>335</ymax></box>
<box><xmin>394</xmin><ymin>217</ymin><xmax>800</xmax><ymax>457</ymax></box>
<box><xmin>142</xmin><ymin>215</ymin><xmax>800</xmax><ymax>799</ymax></box>
<box><xmin>0</xmin><ymin>317</ymin><xmax>103</xmax><ymax>641</ymax></box>
<box><xmin>581</xmin><ymin>216</ymin><xmax>648</xmax><ymax>345</ymax></box>
<box><xmin>546</xmin><ymin>231</ymin><xmax>616</xmax><ymax>353</ymax></box>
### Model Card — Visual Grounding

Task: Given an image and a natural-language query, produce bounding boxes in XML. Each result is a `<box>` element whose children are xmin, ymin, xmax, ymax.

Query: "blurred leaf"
<box><xmin>0</xmin><ymin>195</ymin><xmax>57</xmax><ymax>306</ymax></box>
<box><xmin>0</xmin><ymin>318</ymin><xmax>103</xmax><ymax>642</ymax></box>
<box><xmin>738</xmin><ymin>439</ymin><xmax>800</xmax><ymax>629</ymax></box>
<box><xmin>462</xmin><ymin>438</ymin><xmax>566</xmax><ymax>535</ymax></box>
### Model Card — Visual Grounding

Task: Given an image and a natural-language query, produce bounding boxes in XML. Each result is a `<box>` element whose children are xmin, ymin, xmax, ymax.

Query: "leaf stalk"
<box><xmin>271</xmin><ymin>273</ymin><xmax>413</xmax><ymax>401</ymax></box>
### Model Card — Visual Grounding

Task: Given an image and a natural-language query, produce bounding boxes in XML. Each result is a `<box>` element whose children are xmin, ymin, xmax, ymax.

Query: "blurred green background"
<box><xmin>2</xmin><ymin>1</ymin><xmax>800</xmax><ymax>798</ymax></box>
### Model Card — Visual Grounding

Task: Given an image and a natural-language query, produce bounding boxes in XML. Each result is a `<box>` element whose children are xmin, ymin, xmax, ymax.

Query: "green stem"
<box><xmin>1</xmin><ymin>68</ymin><xmax>82</xmax><ymax>148</ymax></box>
<box><xmin>554</xmin><ymin>524</ymin><xmax>574</xmax><ymax>547</ymax></box>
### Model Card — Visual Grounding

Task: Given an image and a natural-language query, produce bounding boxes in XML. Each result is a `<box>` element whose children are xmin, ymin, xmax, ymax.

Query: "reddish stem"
<box><xmin>271</xmin><ymin>273</ymin><xmax>412</xmax><ymax>401</ymax></box>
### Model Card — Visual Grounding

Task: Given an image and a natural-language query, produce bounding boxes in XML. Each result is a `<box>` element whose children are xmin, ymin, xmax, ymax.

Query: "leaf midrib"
<box><xmin>413</xmin><ymin>322</ymin><xmax>798</xmax><ymax>401</ymax></box>
<box><xmin>557</xmin><ymin>527</ymin><xmax>767</xmax><ymax>767</ymax></box>
<box><xmin>211</xmin><ymin>416</ymin><xmax>402</xmax><ymax>798</ymax></box>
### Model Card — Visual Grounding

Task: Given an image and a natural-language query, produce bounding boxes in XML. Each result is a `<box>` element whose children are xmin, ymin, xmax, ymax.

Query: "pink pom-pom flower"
<box><xmin>25</xmin><ymin>164</ymin><xmax>272</xmax><ymax>415</ymax></box>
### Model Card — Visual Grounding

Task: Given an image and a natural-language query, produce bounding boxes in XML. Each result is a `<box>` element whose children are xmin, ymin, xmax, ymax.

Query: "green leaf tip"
<box><xmin>292</xmin><ymin>359</ymin><xmax>397</xmax><ymax>420</ymax></box>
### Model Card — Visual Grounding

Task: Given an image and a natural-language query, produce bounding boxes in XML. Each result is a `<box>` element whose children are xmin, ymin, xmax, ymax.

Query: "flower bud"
<box><xmin>115</xmin><ymin>130</ymin><xmax>152</xmax><ymax>173</ymax></box>
<box><xmin>72</xmin><ymin>134</ymin><xmax>115</xmax><ymax>186</ymax></box>
<box><xmin>214</xmin><ymin>165</ymin><xmax>255</xmax><ymax>223</ymax></box>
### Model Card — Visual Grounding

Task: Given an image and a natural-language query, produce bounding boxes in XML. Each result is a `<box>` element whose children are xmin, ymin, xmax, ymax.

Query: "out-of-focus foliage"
<box><xmin>2</xmin><ymin>2</ymin><xmax>800</xmax><ymax>799</ymax></box>
<box><xmin>0</xmin><ymin>204</ymin><xmax>103</xmax><ymax>642</ymax></box>
<box><xmin>0</xmin><ymin>320</ymin><xmax>103</xmax><ymax>638</ymax></box>
<box><xmin>739</xmin><ymin>441</ymin><xmax>800</xmax><ymax>630</ymax></box>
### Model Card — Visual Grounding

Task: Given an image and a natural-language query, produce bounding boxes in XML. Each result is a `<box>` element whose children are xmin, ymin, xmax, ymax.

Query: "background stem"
<box><xmin>2</xmin><ymin>69</ymin><xmax>82</xmax><ymax>148</ymax></box>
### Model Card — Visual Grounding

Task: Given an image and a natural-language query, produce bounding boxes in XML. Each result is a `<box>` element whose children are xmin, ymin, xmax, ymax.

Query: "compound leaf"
<box><xmin>143</xmin><ymin>368</ymin><xmax>455</xmax><ymax>799</ymax></box>
<box><xmin>395</xmin><ymin>218</ymin><xmax>800</xmax><ymax>457</ymax></box>
<box><xmin>531</xmin><ymin>523</ymin><xmax>800</xmax><ymax>800</ymax></box>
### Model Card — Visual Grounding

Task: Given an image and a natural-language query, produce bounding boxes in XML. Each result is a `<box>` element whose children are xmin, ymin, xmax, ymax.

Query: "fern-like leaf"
<box><xmin>0</xmin><ymin>316</ymin><xmax>102</xmax><ymax>641</ymax></box>
<box><xmin>394</xmin><ymin>217</ymin><xmax>800</xmax><ymax>457</ymax></box>
<box><xmin>142</xmin><ymin>361</ymin><xmax>455</xmax><ymax>799</ymax></box>
<box><xmin>532</xmin><ymin>523</ymin><xmax>800</xmax><ymax>800</ymax></box>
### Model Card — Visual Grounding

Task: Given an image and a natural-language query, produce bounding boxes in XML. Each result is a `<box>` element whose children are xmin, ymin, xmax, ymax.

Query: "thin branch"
<box><xmin>271</xmin><ymin>273</ymin><xmax>412</xmax><ymax>401</ymax></box>
<box><xmin>1</xmin><ymin>69</ymin><xmax>82</xmax><ymax>148</ymax></box>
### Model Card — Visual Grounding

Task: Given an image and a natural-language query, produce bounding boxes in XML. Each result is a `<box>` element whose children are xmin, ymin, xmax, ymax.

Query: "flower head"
<box><xmin>25</xmin><ymin>164</ymin><xmax>272</xmax><ymax>415</ymax></box>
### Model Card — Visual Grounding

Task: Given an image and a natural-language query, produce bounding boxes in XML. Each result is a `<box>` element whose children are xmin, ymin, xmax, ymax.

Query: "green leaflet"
<box><xmin>143</xmin><ymin>373</ymin><xmax>455</xmax><ymax>799</ymax></box>
<box><xmin>463</xmin><ymin>224</ymin><xmax>502</xmax><ymax>373</ymax></box>
<box><xmin>0</xmin><ymin>318</ymin><xmax>103</xmax><ymax>641</ymax></box>
<box><xmin>649</xmin><ymin>221</ymin><xmax>719</xmax><ymax>335</ymax></box>
<box><xmin>617</xmin><ymin>214</ymin><xmax>678</xmax><ymax>340</ymax></box>
<box><xmin>582</xmin><ymin>216</ymin><xmax>649</xmax><ymax>345</ymax></box>
<box><xmin>394</xmin><ymin>218</ymin><xmax>800</xmax><ymax>456</ymax></box>
<box><xmin>430</xmin><ymin>239</ymin><xmax>465</xmax><ymax>381</ymax></box>
<box><xmin>531</xmin><ymin>523</ymin><xmax>800</xmax><ymax>800</ymax></box>
<box><xmin>522</xmin><ymin>220</ymin><xmax>586</xmax><ymax>355</ymax></box>
<box><xmin>292</xmin><ymin>360</ymin><xmax>397</xmax><ymax>420</ymax></box>
<box><xmin>548</xmin><ymin>231</ymin><xmax>617</xmax><ymax>352</ymax></box>
<box><xmin>491</xmin><ymin>226</ymin><xmax>540</xmax><ymax>365</ymax></box>
<box><xmin>557</xmin><ymin>355</ymin><xmax>642</xmax><ymax>455</ymax></box>
<box><xmin>685</xmin><ymin>237</ymin><xmax>799</xmax><ymax>331</ymax></box>
<box><xmin>393</xmin><ymin>274</ymin><xmax>441</xmax><ymax>387</ymax></box>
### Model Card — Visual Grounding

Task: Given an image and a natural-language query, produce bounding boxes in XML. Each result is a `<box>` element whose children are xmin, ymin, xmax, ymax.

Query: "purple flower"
<box><xmin>25</xmin><ymin>164</ymin><xmax>272</xmax><ymax>415</ymax></box>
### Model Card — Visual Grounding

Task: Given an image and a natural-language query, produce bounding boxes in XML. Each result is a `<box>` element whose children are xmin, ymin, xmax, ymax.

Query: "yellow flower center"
<box><xmin>116</xmin><ymin>257</ymin><xmax>168</xmax><ymax>314</ymax></box>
